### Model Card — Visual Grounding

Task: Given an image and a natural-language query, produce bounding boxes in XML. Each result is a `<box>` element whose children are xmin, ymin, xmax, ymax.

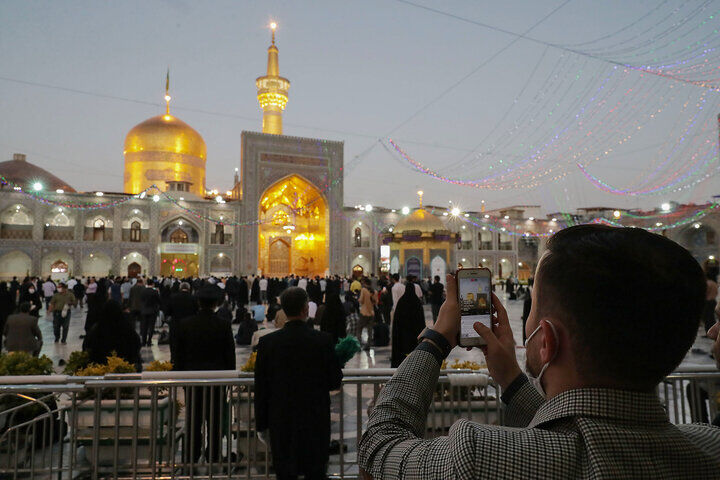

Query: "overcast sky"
<box><xmin>1</xmin><ymin>0</ymin><xmax>719</xmax><ymax>214</ymax></box>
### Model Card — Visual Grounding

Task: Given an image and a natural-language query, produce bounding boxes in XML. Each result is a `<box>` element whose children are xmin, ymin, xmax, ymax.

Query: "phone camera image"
<box><xmin>459</xmin><ymin>275</ymin><xmax>491</xmax><ymax>339</ymax></box>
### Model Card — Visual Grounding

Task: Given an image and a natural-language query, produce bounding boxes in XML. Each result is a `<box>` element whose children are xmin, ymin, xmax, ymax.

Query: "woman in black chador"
<box><xmin>316</xmin><ymin>293</ymin><xmax>347</xmax><ymax>345</ymax></box>
<box><xmin>391</xmin><ymin>283</ymin><xmax>426</xmax><ymax>368</ymax></box>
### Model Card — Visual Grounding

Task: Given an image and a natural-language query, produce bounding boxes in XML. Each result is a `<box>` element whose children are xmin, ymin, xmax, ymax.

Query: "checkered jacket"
<box><xmin>358</xmin><ymin>349</ymin><xmax>720</xmax><ymax>479</ymax></box>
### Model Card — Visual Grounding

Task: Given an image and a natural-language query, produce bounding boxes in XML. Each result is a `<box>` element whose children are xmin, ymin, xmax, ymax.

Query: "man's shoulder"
<box><xmin>676</xmin><ymin>423</ymin><xmax>720</xmax><ymax>454</ymax></box>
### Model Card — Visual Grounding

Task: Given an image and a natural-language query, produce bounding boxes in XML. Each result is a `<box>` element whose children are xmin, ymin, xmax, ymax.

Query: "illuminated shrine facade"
<box><xmin>238</xmin><ymin>131</ymin><xmax>345</xmax><ymax>276</ymax></box>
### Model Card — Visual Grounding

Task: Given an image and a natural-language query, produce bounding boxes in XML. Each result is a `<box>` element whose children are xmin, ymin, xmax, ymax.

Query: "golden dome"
<box><xmin>124</xmin><ymin>114</ymin><xmax>206</xmax><ymax>159</ymax></box>
<box><xmin>395</xmin><ymin>208</ymin><xmax>446</xmax><ymax>233</ymax></box>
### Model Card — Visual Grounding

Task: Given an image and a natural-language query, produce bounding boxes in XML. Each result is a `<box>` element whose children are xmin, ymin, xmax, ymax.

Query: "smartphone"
<box><xmin>457</xmin><ymin>267</ymin><xmax>493</xmax><ymax>347</ymax></box>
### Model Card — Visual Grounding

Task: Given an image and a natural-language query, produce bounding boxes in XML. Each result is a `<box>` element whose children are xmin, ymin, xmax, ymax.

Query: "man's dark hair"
<box><xmin>280</xmin><ymin>287</ymin><xmax>309</xmax><ymax>317</ymax></box>
<box><xmin>537</xmin><ymin>224</ymin><xmax>705</xmax><ymax>391</ymax></box>
<box><xmin>19</xmin><ymin>302</ymin><xmax>31</xmax><ymax>313</ymax></box>
<box><xmin>434</xmin><ymin>275</ymin><xmax>440</xmax><ymax>282</ymax></box>
<box><xmin>392</xmin><ymin>273</ymin><xmax>400</xmax><ymax>282</ymax></box>
<box><xmin>197</xmin><ymin>285</ymin><xmax>222</xmax><ymax>310</ymax></box>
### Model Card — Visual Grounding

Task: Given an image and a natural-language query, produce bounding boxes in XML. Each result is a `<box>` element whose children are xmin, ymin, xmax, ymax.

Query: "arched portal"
<box><xmin>352</xmin><ymin>265</ymin><xmax>364</xmax><ymax>278</ymax></box>
<box><xmin>430</xmin><ymin>255</ymin><xmax>446</xmax><ymax>283</ymax></box>
<box><xmin>160</xmin><ymin>219</ymin><xmax>200</xmax><ymax>277</ymax></box>
<box><xmin>268</xmin><ymin>238</ymin><xmax>291</xmax><ymax>277</ymax></box>
<box><xmin>128</xmin><ymin>262</ymin><xmax>141</xmax><ymax>278</ymax></box>
<box><xmin>406</xmin><ymin>256</ymin><xmax>422</xmax><ymax>279</ymax></box>
<box><xmin>258</xmin><ymin>175</ymin><xmax>328</xmax><ymax>277</ymax></box>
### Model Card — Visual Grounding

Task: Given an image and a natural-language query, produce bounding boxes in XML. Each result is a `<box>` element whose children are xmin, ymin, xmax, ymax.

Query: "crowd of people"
<box><xmin>0</xmin><ymin>271</ymin><xmax>452</xmax><ymax>367</ymax></box>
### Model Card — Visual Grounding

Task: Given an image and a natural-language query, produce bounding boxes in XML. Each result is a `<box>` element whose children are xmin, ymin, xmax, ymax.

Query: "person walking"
<box><xmin>72</xmin><ymin>279</ymin><xmax>86</xmax><ymax>309</ymax></box>
<box><xmin>259</xmin><ymin>276</ymin><xmax>268</xmax><ymax>302</ymax></box>
<box><xmin>139</xmin><ymin>280</ymin><xmax>161</xmax><ymax>346</ymax></box>
<box><xmin>3</xmin><ymin>302</ymin><xmax>43</xmax><ymax>355</ymax></box>
<box><xmin>41</xmin><ymin>277</ymin><xmax>56</xmax><ymax>312</ymax></box>
<box><xmin>254</xmin><ymin>287</ymin><xmax>343</xmax><ymax>480</ymax></box>
<box><xmin>428</xmin><ymin>275</ymin><xmax>444</xmax><ymax>324</ymax></box>
<box><xmin>390</xmin><ymin>283</ymin><xmax>426</xmax><ymax>368</ymax></box>
<box><xmin>357</xmin><ymin>279</ymin><xmax>377</xmax><ymax>350</ymax></box>
<box><xmin>48</xmin><ymin>283</ymin><xmax>76</xmax><ymax>343</ymax></box>
<box><xmin>173</xmin><ymin>285</ymin><xmax>235</xmax><ymax>464</ymax></box>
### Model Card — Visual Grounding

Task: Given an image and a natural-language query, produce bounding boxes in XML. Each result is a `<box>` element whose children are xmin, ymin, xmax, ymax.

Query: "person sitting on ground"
<box><xmin>359</xmin><ymin>225</ymin><xmax>720</xmax><ymax>478</ymax></box>
<box><xmin>252</xmin><ymin>302</ymin><xmax>266</xmax><ymax>323</ymax></box>
<box><xmin>236</xmin><ymin>308</ymin><xmax>257</xmax><ymax>346</ymax></box>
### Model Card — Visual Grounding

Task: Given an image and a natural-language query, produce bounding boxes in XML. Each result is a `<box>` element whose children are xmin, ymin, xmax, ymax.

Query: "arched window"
<box><xmin>354</xmin><ymin>227</ymin><xmax>362</xmax><ymax>247</ymax></box>
<box><xmin>170</xmin><ymin>228</ymin><xmax>188</xmax><ymax>243</ymax></box>
<box><xmin>215</xmin><ymin>223</ymin><xmax>225</xmax><ymax>244</ymax></box>
<box><xmin>93</xmin><ymin>218</ymin><xmax>105</xmax><ymax>241</ymax></box>
<box><xmin>130</xmin><ymin>221</ymin><xmax>141</xmax><ymax>242</ymax></box>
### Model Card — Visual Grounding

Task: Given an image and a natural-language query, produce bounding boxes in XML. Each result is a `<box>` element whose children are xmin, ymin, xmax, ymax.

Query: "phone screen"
<box><xmin>459</xmin><ymin>273</ymin><xmax>492</xmax><ymax>339</ymax></box>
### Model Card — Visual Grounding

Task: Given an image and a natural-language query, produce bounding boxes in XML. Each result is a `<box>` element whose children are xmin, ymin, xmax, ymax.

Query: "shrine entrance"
<box><xmin>258</xmin><ymin>175</ymin><xmax>328</xmax><ymax>277</ymax></box>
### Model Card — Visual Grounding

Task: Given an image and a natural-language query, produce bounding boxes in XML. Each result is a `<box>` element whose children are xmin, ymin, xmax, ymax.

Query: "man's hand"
<box><xmin>708</xmin><ymin>322</ymin><xmax>720</xmax><ymax>370</ymax></box>
<box><xmin>430</xmin><ymin>274</ymin><xmax>461</xmax><ymax>348</ymax></box>
<box><xmin>473</xmin><ymin>293</ymin><xmax>522</xmax><ymax>390</ymax></box>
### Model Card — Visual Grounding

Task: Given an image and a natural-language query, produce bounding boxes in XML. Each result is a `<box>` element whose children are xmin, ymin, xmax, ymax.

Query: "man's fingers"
<box><xmin>708</xmin><ymin>321</ymin><xmax>720</xmax><ymax>340</ymax></box>
<box><xmin>473</xmin><ymin>322</ymin><xmax>500</xmax><ymax>348</ymax></box>
<box><xmin>491</xmin><ymin>293</ymin><xmax>510</xmax><ymax>327</ymax></box>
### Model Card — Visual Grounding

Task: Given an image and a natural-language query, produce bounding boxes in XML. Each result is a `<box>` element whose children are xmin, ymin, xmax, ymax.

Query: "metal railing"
<box><xmin>0</xmin><ymin>367</ymin><xmax>718</xmax><ymax>479</ymax></box>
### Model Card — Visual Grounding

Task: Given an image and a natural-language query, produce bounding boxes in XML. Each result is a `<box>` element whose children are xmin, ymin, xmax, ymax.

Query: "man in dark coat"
<box><xmin>428</xmin><ymin>275</ymin><xmax>445</xmax><ymax>324</ymax></box>
<box><xmin>238</xmin><ymin>276</ymin><xmax>249</xmax><ymax>307</ymax></box>
<box><xmin>225</xmin><ymin>276</ymin><xmax>240</xmax><ymax>310</ymax></box>
<box><xmin>173</xmin><ymin>285</ymin><xmax>235</xmax><ymax>463</ymax></box>
<box><xmin>128</xmin><ymin>278</ymin><xmax>145</xmax><ymax>320</ymax></box>
<box><xmin>139</xmin><ymin>279</ymin><xmax>161</xmax><ymax>346</ymax></box>
<box><xmin>166</xmin><ymin>282</ymin><xmax>198</xmax><ymax>364</ymax></box>
<box><xmin>255</xmin><ymin>287</ymin><xmax>343</xmax><ymax>480</ymax></box>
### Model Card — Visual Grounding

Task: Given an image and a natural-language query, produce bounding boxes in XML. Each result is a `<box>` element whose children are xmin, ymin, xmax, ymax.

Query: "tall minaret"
<box><xmin>256</xmin><ymin>22</ymin><xmax>290</xmax><ymax>135</ymax></box>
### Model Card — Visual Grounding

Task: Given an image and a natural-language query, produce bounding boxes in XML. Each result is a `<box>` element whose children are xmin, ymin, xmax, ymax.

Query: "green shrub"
<box><xmin>0</xmin><ymin>352</ymin><xmax>53</xmax><ymax>376</ymax></box>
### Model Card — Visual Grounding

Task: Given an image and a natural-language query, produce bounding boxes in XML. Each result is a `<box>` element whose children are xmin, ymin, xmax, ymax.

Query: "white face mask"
<box><xmin>524</xmin><ymin>320</ymin><xmax>559</xmax><ymax>399</ymax></box>
<box><xmin>28</xmin><ymin>288</ymin><xmax>35</xmax><ymax>294</ymax></box>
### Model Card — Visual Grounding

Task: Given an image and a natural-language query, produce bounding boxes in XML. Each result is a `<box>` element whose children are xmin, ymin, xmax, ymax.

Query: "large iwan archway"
<box><xmin>258</xmin><ymin>175</ymin><xmax>328</xmax><ymax>277</ymax></box>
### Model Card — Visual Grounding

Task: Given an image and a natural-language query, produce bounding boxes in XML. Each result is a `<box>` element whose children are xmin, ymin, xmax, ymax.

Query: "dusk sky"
<box><xmin>2</xmin><ymin>0</ymin><xmax>719</xmax><ymax>213</ymax></box>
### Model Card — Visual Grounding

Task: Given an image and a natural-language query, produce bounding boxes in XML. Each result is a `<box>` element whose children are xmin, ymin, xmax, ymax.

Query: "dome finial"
<box><xmin>270</xmin><ymin>21</ymin><xmax>277</xmax><ymax>45</ymax></box>
<box><xmin>417</xmin><ymin>190</ymin><xmax>424</xmax><ymax>208</ymax></box>
<box><xmin>164</xmin><ymin>68</ymin><xmax>171</xmax><ymax>115</ymax></box>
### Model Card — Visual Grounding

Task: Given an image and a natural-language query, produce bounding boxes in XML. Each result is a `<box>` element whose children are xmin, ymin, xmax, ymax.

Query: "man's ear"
<box><xmin>539</xmin><ymin>320</ymin><xmax>559</xmax><ymax>364</ymax></box>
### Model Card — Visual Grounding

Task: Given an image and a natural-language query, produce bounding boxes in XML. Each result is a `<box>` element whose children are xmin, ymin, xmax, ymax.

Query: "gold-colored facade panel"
<box><xmin>258</xmin><ymin>175</ymin><xmax>328</xmax><ymax>277</ymax></box>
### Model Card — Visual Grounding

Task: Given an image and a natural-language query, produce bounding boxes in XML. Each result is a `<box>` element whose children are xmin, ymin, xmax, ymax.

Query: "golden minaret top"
<box><xmin>164</xmin><ymin>68</ymin><xmax>171</xmax><ymax>115</ymax></box>
<box><xmin>256</xmin><ymin>22</ymin><xmax>290</xmax><ymax>135</ymax></box>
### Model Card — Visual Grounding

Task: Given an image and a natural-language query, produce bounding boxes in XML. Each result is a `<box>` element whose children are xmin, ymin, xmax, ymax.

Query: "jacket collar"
<box><xmin>284</xmin><ymin>319</ymin><xmax>307</xmax><ymax>328</ymax></box>
<box><xmin>529</xmin><ymin>387</ymin><xmax>668</xmax><ymax>428</ymax></box>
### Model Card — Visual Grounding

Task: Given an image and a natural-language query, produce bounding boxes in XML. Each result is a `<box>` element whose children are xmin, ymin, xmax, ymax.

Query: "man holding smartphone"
<box><xmin>359</xmin><ymin>225</ymin><xmax>720</xmax><ymax>478</ymax></box>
